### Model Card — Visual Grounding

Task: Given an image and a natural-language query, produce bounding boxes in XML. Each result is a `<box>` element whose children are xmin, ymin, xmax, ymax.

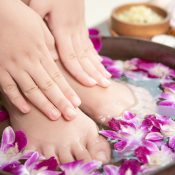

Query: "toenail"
<box><xmin>96</xmin><ymin>151</ymin><xmax>107</xmax><ymax>162</ymax></box>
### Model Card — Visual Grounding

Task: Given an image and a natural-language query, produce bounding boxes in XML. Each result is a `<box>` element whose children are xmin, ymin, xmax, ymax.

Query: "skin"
<box><xmin>55</xmin><ymin>59</ymin><xmax>157</xmax><ymax>125</ymax></box>
<box><xmin>27</xmin><ymin>0</ymin><xmax>112</xmax><ymax>88</ymax></box>
<box><xmin>0</xmin><ymin>0</ymin><xmax>81</xmax><ymax>121</ymax></box>
<box><xmin>0</xmin><ymin>57</ymin><xmax>155</xmax><ymax>163</ymax></box>
<box><xmin>2</xmin><ymin>94</ymin><xmax>111</xmax><ymax>164</ymax></box>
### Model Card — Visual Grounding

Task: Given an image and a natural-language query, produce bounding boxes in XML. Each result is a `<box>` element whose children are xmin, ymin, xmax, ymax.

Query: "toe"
<box><xmin>87</xmin><ymin>136</ymin><xmax>111</xmax><ymax>164</ymax></box>
<box><xmin>72</xmin><ymin>142</ymin><xmax>92</xmax><ymax>162</ymax></box>
<box><xmin>58</xmin><ymin>146</ymin><xmax>75</xmax><ymax>164</ymax></box>
<box><xmin>42</xmin><ymin>145</ymin><xmax>58</xmax><ymax>161</ymax></box>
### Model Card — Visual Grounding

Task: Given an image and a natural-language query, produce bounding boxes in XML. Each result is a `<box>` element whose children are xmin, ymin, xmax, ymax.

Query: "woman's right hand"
<box><xmin>0</xmin><ymin>0</ymin><xmax>81</xmax><ymax>121</ymax></box>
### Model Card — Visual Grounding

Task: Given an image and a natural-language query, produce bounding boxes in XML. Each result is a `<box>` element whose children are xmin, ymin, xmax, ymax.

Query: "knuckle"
<box><xmin>65</xmin><ymin>53</ymin><xmax>77</xmax><ymax>61</ymax></box>
<box><xmin>52</xmin><ymin>72</ymin><xmax>63</xmax><ymax>81</ymax></box>
<box><xmin>42</xmin><ymin>80</ymin><xmax>54</xmax><ymax>91</ymax></box>
<box><xmin>56</xmin><ymin>97</ymin><xmax>69</xmax><ymax>109</ymax></box>
<box><xmin>11</xmin><ymin>95</ymin><xmax>22</xmax><ymax>104</ymax></box>
<box><xmin>79</xmin><ymin>55</ymin><xmax>88</xmax><ymax>60</ymax></box>
<box><xmin>3</xmin><ymin>83</ymin><xmax>17</xmax><ymax>95</ymax></box>
<box><xmin>40</xmin><ymin>100</ymin><xmax>50</xmax><ymax>109</ymax></box>
<box><xmin>63</xmin><ymin>87</ymin><xmax>74</xmax><ymax>97</ymax></box>
<box><xmin>24</xmin><ymin>86</ymin><xmax>39</xmax><ymax>97</ymax></box>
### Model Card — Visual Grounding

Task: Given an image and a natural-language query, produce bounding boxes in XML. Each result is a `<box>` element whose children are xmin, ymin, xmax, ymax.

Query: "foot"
<box><xmin>55</xmin><ymin>60</ymin><xmax>156</xmax><ymax>124</ymax></box>
<box><xmin>3</xmin><ymin>98</ymin><xmax>111</xmax><ymax>164</ymax></box>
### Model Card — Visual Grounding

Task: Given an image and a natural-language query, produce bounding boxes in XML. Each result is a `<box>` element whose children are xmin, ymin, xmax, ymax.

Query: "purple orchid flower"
<box><xmin>60</xmin><ymin>160</ymin><xmax>102</xmax><ymax>175</ymax></box>
<box><xmin>141</xmin><ymin>114</ymin><xmax>175</xmax><ymax>138</ymax></box>
<box><xmin>161</xmin><ymin>82</ymin><xmax>175</xmax><ymax>93</ymax></box>
<box><xmin>3</xmin><ymin>152</ymin><xmax>59</xmax><ymax>175</ymax></box>
<box><xmin>157</xmin><ymin>81</ymin><xmax>175</xmax><ymax>116</ymax></box>
<box><xmin>125</xmin><ymin>58</ymin><xmax>175</xmax><ymax>79</ymax></box>
<box><xmin>102</xmin><ymin>56</ymin><xmax>114</xmax><ymax>67</ymax></box>
<box><xmin>119</xmin><ymin>159</ymin><xmax>141</xmax><ymax>175</ymax></box>
<box><xmin>103</xmin><ymin>165</ymin><xmax>119</xmax><ymax>175</ymax></box>
<box><xmin>0</xmin><ymin>107</ymin><xmax>9</xmax><ymax>122</ymax></box>
<box><xmin>100</xmin><ymin>115</ymin><xmax>147</xmax><ymax>161</ymax></box>
<box><xmin>104</xmin><ymin>160</ymin><xmax>141</xmax><ymax>175</ymax></box>
<box><xmin>89</xmin><ymin>28</ymin><xmax>102</xmax><ymax>52</ymax></box>
<box><xmin>0</xmin><ymin>126</ymin><xmax>27</xmax><ymax>167</ymax></box>
<box><xmin>141</xmin><ymin>144</ymin><xmax>175</xmax><ymax>172</ymax></box>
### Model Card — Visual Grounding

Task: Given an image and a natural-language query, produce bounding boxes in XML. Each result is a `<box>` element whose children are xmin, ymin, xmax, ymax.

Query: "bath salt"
<box><xmin>116</xmin><ymin>5</ymin><xmax>164</xmax><ymax>25</ymax></box>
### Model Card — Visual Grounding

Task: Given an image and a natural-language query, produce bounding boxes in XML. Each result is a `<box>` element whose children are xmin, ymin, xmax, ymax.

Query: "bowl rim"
<box><xmin>111</xmin><ymin>2</ymin><xmax>170</xmax><ymax>27</ymax></box>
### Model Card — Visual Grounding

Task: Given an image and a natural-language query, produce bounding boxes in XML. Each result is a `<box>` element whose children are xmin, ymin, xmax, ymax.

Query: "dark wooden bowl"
<box><xmin>100</xmin><ymin>36</ymin><xmax>175</xmax><ymax>175</ymax></box>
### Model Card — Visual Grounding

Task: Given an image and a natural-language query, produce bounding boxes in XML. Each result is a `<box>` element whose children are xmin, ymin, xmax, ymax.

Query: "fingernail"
<box><xmin>96</xmin><ymin>151</ymin><xmax>107</xmax><ymax>162</ymax></box>
<box><xmin>22</xmin><ymin>104</ymin><xmax>30</xmax><ymax>113</ymax></box>
<box><xmin>51</xmin><ymin>50</ymin><xmax>58</xmax><ymax>61</ymax></box>
<box><xmin>72</xmin><ymin>96</ymin><xmax>81</xmax><ymax>107</ymax></box>
<box><xmin>66</xmin><ymin>108</ymin><xmax>77</xmax><ymax>119</ymax></box>
<box><xmin>88</xmin><ymin>78</ymin><xmax>97</xmax><ymax>86</ymax></box>
<box><xmin>100</xmin><ymin>78</ymin><xmax>111</xmax><ymax>87</ymax></box>
<box><xmin>50</xmin><ymin>109</ymin><xmax>60</xmax><ymax>120</ymax></box>
<box><xmin>98</xmin><ymin>56</ymin><xmax>103</xmax><ymax>61</ymax></box>
<box><xmin>105</xmin><ymin>71</ymin><xmax>112</xmax><ymax>78</ymax></box>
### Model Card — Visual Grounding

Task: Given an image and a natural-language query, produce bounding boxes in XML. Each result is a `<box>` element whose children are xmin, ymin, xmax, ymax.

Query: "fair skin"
<box><xmin>2</xmin><ymin>56</ymin><xmax>155</xmax><ymax>163</ymax></box>
<box><xmin>0</xmin><ymin>0</ymin><xmax>82</xmax><ymax>121</ymax></box>
<box><xmin>28</xmin><ymin>0</ymin><xmax>112</xmax><ymax>87</ymax></box>
<box><xmin>0</xmin><ymin>0</ymin><xmax>156</xmax><ymax>163</ymax></box>
<box><xmin>2</xmin><ymin>88</ymin><xmax>111</xmax><ymax>164</ymax></box>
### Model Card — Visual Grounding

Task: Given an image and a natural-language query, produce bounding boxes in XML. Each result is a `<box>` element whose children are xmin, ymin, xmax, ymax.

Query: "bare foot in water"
<box><xmin>2</xmin><ymin>97</ymin><xmax>111</xmax><ymax>164</ymax></box>
<box><xmin>55</xmin><ymin>60</ymin><xmax>157</xmax><ymax>124</ymax></box>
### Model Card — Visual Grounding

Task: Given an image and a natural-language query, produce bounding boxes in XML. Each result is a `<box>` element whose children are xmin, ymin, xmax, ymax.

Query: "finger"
<box><xmin>54</xmin><ymin>34</ymin><xmax>97</xmax><ymax>86</ymax></box>
<box><xmin>40</xmin><ymin>45</ymin><xmax>81</xmax><ymax>107</ymax></box>
<box><xmin>81</xmin><ymin>31</ymin><xmax>111</xmax><ymax>78</ymax></box>
<box><xmin>87</xmin><ymin>44</ymin><xmax>111</xmax><ymax>79</ymax></box>
<box><xmin>41</xmin><ymin>21</ymin><xmax>58</xmax><ymax>61</ymax></box>
<box><xmin>28</xmin><ymin>62</ymin><xmax>77</xmax><ymax>120</ymax></box>
<box><xmin>0</xmin><ymin>70</ymin><xmax>30</xmax><ymax>113</ymax></box>
<box><xmin>72</xmin><ymin>34</ymin><xmax>110</xmax><ymax>87</ymax></box>
<box><xmin>10</xmin><ymin>70</ymin><xmax>61</xmax><ymax>120</ymax></box>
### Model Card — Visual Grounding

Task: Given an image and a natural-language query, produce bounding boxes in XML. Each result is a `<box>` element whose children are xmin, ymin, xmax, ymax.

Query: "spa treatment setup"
<box><xmin>0</xmin><ymin>1</ymin><xmax>175</xmax><ymax>175</ymax></box>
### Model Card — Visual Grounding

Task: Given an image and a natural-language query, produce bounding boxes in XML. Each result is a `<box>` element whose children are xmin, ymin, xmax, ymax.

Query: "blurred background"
<box><xmin>85</xmin><ymin>0</ymin><xmax>175</xmax><ymax>47</ymax></box>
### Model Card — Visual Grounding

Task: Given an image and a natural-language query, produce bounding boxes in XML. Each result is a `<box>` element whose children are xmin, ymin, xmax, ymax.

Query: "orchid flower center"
<box><xmin>147</xmin><ymin>149</ymin><xmax>173</xmax><ymax>167</ymax></box>
<box><xmin>150</xmin><ymin>65</ymin><xmax>169</xmax><ymax>77</ymax></box>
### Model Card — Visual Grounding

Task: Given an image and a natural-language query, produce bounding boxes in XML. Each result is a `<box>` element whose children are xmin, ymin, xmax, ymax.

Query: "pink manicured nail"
<box><xmin>66</xmin><ymin>108</ymin><xmax>77</xmax><ymax>119</ymax></box>
<box><xmin>50</xmin><ymin>109</ymin><xmax>60</xmax><ymax>120</ymax></box>
<box><xmin>72</xmin><ymin>96</ymin><xmax>81</xmax><ymax>107</ymax></box>
<box><xmin>88</xmin><ymin>78</ymin><xmax>97</xmax><ymax>85</ymax></box>
<box><xmin>105</xmin><ymin>70</ymin><xmax>112</xmax><ymax>78</ymax></box>
<box><xmin>98</xmin><ymin>56</ymin><xmax>103</xmax><ymax>61</ymax></box>
<box><xmin>22</xmin><ymin>104</ymin><xmax>30</xmax><ymax>113</ymax></box>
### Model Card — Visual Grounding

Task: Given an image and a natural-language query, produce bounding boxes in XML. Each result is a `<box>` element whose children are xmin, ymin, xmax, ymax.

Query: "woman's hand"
<box><xmin>0</xmin><ymin>0</ymin><xmax>80</xmax><ymax>121</ymax></box>
<box><xmin>29</xmin><ymin>0</ymin><xmax>112</xmax><ymax>88</ymax></box>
